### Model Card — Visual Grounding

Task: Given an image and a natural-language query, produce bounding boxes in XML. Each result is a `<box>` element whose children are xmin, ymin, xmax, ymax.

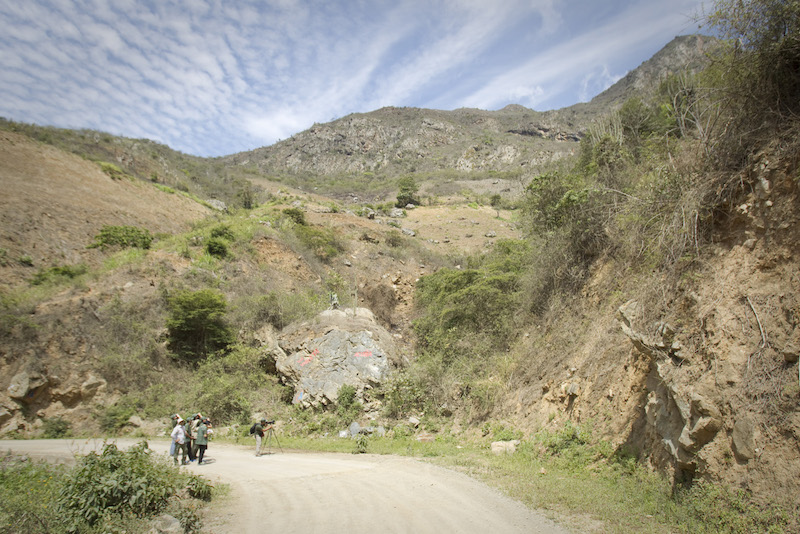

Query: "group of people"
<box><xmin>170</xmin><ymin>413</ymin><xmax>212</xmax><ymax>465</ymax></box>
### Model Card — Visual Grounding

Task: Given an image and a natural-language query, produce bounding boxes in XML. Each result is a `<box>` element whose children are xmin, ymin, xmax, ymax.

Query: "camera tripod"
<box><xmin>264</xmin><ymin>426</ymin><xmax>283</xmax><ymax>454</ymax></box>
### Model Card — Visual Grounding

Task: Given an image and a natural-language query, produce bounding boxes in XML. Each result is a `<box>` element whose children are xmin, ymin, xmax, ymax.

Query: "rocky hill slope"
<box><xmin>222</xmin><ymin>35</ymin><xmax>718</xmax><ymax>184</ymax></box>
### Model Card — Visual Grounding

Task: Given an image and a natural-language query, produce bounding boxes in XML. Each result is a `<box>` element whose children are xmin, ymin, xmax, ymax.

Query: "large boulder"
<box><xmin>276</xmin><ymin>308</ymin><xmax>395</xmax><ymax>408</ymax></box>
<box><xmin>7</xmin><ymin>368</ymin><xmax>49</xmax><ymax>403</ymax></box>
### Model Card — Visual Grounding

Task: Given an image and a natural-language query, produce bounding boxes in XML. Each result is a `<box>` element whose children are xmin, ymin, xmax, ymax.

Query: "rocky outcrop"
<box><xmin>619</xmin><ymin>300</ymin><xmax>722</xmax><ymax>475</ymax></box>
<box><xmin>274</xmin><ymin>308</ymin><xmax>395</xmax><ymax>408</ymax></box>
<box><xmin>7</xmin><ymin>367</ymin><xmax>49</xmax><ymax>403</ymax></box>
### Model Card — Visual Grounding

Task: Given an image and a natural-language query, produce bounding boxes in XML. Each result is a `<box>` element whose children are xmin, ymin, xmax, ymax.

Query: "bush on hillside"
<box><xmin>294</xmin><ymin>224</ymin><xmax>345</xmax><ymax>261</ymax></box>
<box><xmin>336</xmin><ymin>384</ymin><xmax>363</xmax><ymax>423</ymax></box>
<box><xmin>30</xmin><ymin>263</ymin><xmax>87</xmax><ymax>286</ymax></box>
<box><xmin>395</xmin><ymin>176</ymin><xmax>419</xmax><ymax>207</ymax></box>
<box><xmin>414</xmin><ymin>239</ymin><xmax>529</xmax><ymax>357</ymax></box>
<box><xmin>166</xmin><ymin>288</ymin><xmax>234</xmax><ymax>362</ymax></box>
<box><xmin>705</xmin><ymin>0</ymin><xmax>800</xmax><ymax>167</ymax></box>
<box><xmin>209</xmin><ymin>224</ymin><xmax>235</xmax><ymax>240</ymax></box>
<box><xmin>205</xmin><ymin>237</ymin><xmax>229</xmax><ymax>258</ymax></box>
<box><xmin>89</xmin><ymin>225</ymin><xmax>154</xmax><ymax>250</ymax></box>
<box><xmin>282</xmin><ymin>207</ymin><xmax>307</xmax><ymax>225</ymax></box>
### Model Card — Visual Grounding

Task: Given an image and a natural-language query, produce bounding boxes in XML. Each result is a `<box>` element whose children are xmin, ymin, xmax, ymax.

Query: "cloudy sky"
<box><xmin>0</xmin><ymin>0</ymin><xmax>708</xmax><ymax>157</ymax></box>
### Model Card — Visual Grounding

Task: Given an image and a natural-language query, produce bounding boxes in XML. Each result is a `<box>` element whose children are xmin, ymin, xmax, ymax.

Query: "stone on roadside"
<box><xmin>491</xmin><ymin>440</ymin><xmax>521</xmax><ymax>455</ymax></box>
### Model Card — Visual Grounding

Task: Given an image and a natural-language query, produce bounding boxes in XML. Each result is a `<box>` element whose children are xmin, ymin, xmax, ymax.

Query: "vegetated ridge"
<box><xmin>2</xmin><ymin>26</ymin><xmax>799</xmax><ymax>532</ymax></box>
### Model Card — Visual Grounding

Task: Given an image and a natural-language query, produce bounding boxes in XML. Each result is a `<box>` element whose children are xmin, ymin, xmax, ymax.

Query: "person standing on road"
<box><xmin>188</xmin><ymin>413</ymin><xmax>201</xmax><ymax>462</ymax></box>
<box><xmin>254</xmin><ymin>418</ymin><xmax>266</xmax><ymax>457</ymax></box>
<box><xmin>196</xmin><ymin>418</ymin><xmax>209</xmax><ymax>464</ymax></box>
<box><xmin>171</xmin><ymin>417</ymin><xmax>188</xmax><ymax>465</ymax></box>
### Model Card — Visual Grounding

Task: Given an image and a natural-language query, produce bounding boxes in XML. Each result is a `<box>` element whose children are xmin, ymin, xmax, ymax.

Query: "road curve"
<box><xmin>0</xmin><ymin>438</ymin><xmax>571</xmax><ymax>534</ymax></box>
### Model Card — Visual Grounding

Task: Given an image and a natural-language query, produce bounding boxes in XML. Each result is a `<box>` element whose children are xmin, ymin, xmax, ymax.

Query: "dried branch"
<box><xmin>745</xmin><ymin>296</ymin><xmax>767</xmax><ymax>348</ymax></box>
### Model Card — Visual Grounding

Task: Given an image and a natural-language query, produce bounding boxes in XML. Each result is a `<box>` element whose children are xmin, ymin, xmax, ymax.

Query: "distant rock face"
<box><xmin>275</xmin><ymin>308</ymin><xmax>395</xmax><ymax>408</ymax></box>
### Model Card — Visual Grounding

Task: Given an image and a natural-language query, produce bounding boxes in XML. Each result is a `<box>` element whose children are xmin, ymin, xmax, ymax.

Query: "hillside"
<box><xmin>220</xmin><ymin>35</ymin><xmax>719</xmax><ymax>190</ymax></box>
<box><xmin>2</xmin><ymin>26</ymin><xmax>799</xmax><ymax>532</ymax></box>
<box><xmin>0</xmin><ymin>130</ymin><xmax>210</xmax><ymax>287</ymax></box>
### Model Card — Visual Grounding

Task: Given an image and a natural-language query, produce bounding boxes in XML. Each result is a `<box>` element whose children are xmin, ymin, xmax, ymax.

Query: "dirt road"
<box><xmin>0</xmin><ymin>438</ymin><xmax>571</xmax><ymax>534</ymax></box>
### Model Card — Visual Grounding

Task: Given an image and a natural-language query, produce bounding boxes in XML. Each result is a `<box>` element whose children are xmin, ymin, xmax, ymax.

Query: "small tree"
<box><xmin>396</xmin><ymin>176</ymin><xmax>419</xmax><ymax>207</ymax></box>
<box><xmin>166</xmin><ymin>289</ymin><xmax>233</xmax><ymax>362</ymax></box>
<box><xmin>490</xmin><ymin>194</ymin><xmax>502</xmax><ymax>217</ymax></box>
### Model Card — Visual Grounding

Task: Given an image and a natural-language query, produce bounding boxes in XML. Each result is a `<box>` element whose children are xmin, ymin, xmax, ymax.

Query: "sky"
<box><xmin>0</xmin><ymin>0</ymin><xmax>709</xmax><ymax>157</ymax></box>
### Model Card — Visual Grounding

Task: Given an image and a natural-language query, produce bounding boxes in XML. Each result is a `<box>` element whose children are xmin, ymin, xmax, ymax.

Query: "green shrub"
<box><xmin>354</xmin><ymin>433</ymin><xmax>369</xmax><ymax>454</ymax></box>
<box><xmin>196</xmin><ymin>373</ymin><xmax>252</xmax><ymax>425</ymax></box>
<box><xmin>396</xmin><ymin>176</ymin><xmax>419</xmax><ymax>207</ymax></box>
<box><xmin>205</xmin><ymin>237</ymin><xmax>229</xmax><ymax>258</ymax></box>
<box><xmin>382</xmin><ymin>373</ymin><xmax>426</xmax><ymax>417</ymax></box>
<box><xmin>30</xmin><ymin>264</ymin><xmax>87</xmax><ymax>286</ymax></box>
<box><xmin>166</xmin><ymin>289</ymin><xmax>234</xmax><ymax>362</ymax></box>
<box><xmin>295</xmin><ymin>225</ymin><xmax>345</xmax><ymax>261</ymax></box>
<box><xmin>0</xmin><ymin>457</ymin><xmax>67</xmax><ymax>533</ymax></box>
<box><xmin>98</xmin><ymin>401</ymin><xmax>137</xmax><ymax>432</ymax></box>
<box><xmin>186</xmin><ymin>474</ymin><xmax>213</xmax><ymax>501</ymax></box>
<box><xmin>336</xmin><ymin>384</ymin><xmax>362</xmax><ymax>423</ymax></box>
<box><xmin>42</xmin><ymin>417</ymin><xmax>71</xmax><ymax>438</ymax></box>
<box><xmin>18</xmin><ymin>255</ymin><xmax>33</xmax><ymax>266</ymax></box>
<box><xmin>385</xmin><ymin>230</ymin><xmax>404</xmax><ymax>248</ymax></box>
<box><xmin>99</xmin><ymin>161</ymin><xmax>126</xmax><ymax>180</ymax></box>
<box><xmin>57</xmin><ymin>442</ymin><xmax>179</xmax><ymax>530</ymax></box>
<box><xmin>209</xmin><ymin>224</ymin><xmax>235</xmax><ymax>241</ymax></box>
<box><xmin>89</xmin><ymin>225</ymin><xmax>154</xmax><ymax>250</ymax></box>
<box><xmin>283</xmin><ymin>207</ymin><xmax>307</xmax><ymax>225</ymax></box>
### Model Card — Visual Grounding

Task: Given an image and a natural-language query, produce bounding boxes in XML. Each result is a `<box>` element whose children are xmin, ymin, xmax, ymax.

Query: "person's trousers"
<box><xmin>173</xmin><ymin>442</ymin><xmax>187</xmax><ymax>464</ymax></box>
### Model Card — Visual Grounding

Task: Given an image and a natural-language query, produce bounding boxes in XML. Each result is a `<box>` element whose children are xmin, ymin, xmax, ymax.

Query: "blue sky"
<box><xmin>0</xmin><ymin>0</ymin><xmax>708</xmax><ymax>157</ymax></box>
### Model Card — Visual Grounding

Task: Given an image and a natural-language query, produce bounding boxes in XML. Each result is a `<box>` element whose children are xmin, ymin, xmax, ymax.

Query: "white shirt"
<box><xmin>170</xmin><ymin>423</ymin><xmax>186</xmax><ymax>444</ymax></box>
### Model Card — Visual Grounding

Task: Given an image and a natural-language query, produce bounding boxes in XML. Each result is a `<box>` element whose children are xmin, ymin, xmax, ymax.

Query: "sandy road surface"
<box><xmin>0</xmin><ymin>438</ymin><xmax>571</xmax><ymax>534</ymax></box>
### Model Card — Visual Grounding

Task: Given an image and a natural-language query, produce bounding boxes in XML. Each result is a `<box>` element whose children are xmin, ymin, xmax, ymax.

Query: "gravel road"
<box><xmin>0</xmin><ymin>438</ymin><xmax>571</xmax><ymax>534</ymax></box>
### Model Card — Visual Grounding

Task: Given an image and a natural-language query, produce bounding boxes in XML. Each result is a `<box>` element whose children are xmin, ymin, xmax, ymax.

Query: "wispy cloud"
<box><xmin>0</xmin><ymin>0</ymin><xmax>707</xmax><ymax>156</ymax></box>
<box><xmin>456</xmin><ymin>0</ymin><xmax>706</xmax><ymax>110</ymax></box>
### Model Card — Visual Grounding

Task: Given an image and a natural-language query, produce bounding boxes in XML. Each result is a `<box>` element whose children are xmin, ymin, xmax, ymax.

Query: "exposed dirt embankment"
<box><xmin>506</xmin><ymin>152</ymin><xmax>800</xmax><ymax>512</ymax></box>
<box><xmin>0</xmin><ymin>130</ymin><xmax>209</xmax><ymax>287</ymax></box>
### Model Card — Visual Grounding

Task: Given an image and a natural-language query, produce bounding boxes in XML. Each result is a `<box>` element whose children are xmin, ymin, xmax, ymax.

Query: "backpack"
<box><xmin>249</xmin><ymin>423</ymin><xmax>257</xmax><ymax>435</ymax></box>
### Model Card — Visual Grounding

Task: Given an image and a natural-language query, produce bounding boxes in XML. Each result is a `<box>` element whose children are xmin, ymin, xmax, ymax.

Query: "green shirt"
<box><xmin>196</xmin><ymin>423</ymin><xmax>209</xmax><ymax>446</ymax></box>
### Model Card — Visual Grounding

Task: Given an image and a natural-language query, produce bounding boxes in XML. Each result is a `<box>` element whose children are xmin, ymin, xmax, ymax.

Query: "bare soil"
<box><xmin>0</xmin><ymin>130</ymin><xmax>209</xmax><ymax>287</ymax></box>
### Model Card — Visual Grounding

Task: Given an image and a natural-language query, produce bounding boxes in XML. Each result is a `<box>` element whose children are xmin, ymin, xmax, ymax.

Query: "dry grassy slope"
<box><xmin>0</xmin><ymin>130</ymin><xmax>524</xmax><ymax>436</ymax></box>
<box><xmin>0</xmin><ymin>130</ymin><xmax>210</xmax><ymax>287</ymax></box>
<box><xmin>501</xmin><ymin>152</ymin><xmax>800</xmax><ymax>511</ymax></box>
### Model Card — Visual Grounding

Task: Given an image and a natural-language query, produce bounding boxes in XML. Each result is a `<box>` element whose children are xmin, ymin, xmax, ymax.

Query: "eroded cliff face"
<box><xmin>509</xmin><ymin>149</ymin><xmax>799</xmax><ymax>508</ymax></box>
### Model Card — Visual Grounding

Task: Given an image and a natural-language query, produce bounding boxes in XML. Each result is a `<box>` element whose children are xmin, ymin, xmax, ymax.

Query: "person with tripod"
<box><xmin>253</xmin><ymin>418</ymin><xmax>281</xmax><ymax>456</ymax></box>
<box><xmin>254</xmin><ymin>418</ymin><xmax>267</xmax><ymax>457</ymax></box>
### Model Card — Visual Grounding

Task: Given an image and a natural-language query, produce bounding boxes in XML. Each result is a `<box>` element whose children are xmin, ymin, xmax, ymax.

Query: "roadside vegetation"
<box><xmin>0</xmin><ymin>442</ymin><xmax>216</xmax><ymax>534</ymax></box>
